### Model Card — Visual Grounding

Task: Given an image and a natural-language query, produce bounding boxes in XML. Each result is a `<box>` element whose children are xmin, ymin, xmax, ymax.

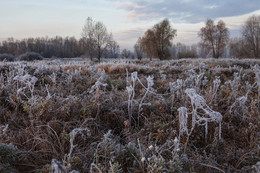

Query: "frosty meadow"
<box><xmin>0</xmin><ymin>58</ymin><xmax>259</xmax><ymax>172</ymax></box>
<box><xmin>1</xmin><ymin>2</ymin><xmax>260</xmax><ymax>171</ymax></box>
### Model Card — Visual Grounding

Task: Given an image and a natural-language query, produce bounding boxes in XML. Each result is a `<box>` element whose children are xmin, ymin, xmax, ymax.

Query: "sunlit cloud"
<box><xmin>117</xmin><ymin>2</ymin><xmax>145</xmax><ymax>10</ymax></box>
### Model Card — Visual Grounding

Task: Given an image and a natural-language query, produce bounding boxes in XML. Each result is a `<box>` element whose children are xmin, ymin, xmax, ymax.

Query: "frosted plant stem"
<box><xmin>138</xmin><ymin>88</ymin><xmax>149</xmax><ymax>126</ymax></box>
<box><xmin>171</xmin><ymin>94</ymin><xmax>175</xmax><ymax>116</ymax></box>
<box><xmin>90</xmin><ymin>163</ymin><xmax>102</xmax><ymax>173</ymax></box>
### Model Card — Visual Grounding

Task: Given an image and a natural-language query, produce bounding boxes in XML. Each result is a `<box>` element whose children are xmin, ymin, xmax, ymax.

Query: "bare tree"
<box><xmin>82</xmin><ymin>17</ymin><xmax>96</xmax><ymax>61</ymax></box>
<box><xmin>242</xmin><ymin>15</ymin><xmax>260</xmax><ymax>58</ymax></box>
<box><xmin>141</xmin><ymin>19</ymin><xmax>177</xmax><ymax>60</ymax></box>
<box><xmin>134</xmin><ymin>37</ymin><xmax>143</xmax><ymax>60</ymax></box>
<box><xmin>94</xmin><ymin>22</ymin><xmax>112</xmax><ymax>62</ymax></box>
<box><xmin>229</xmin><ymin>37</ymin><xmax>249</xmax><ymax>58</ymax></box>
<box><xmin>175</xmin><ymin>43</ymin><xmax>198</xmax><ymax>59</ymax></box>
<box><xmin>121</xmin><ymin>49</ymin><xmax>131</xmax><ymax>59</ymax></box>
<box><xmin>198</xmin><ymin>19</ymin><xmax>229</xmax><ymax>58</ymax></box>
<box><xmin>106</xmin><ymin>40</ymin><xmax>120</xmax><ymax>59</ymax></box>
<box><xmin>82</xmin><ymin>17</ymin><xmax>112</xmax><ymax>62</ymax></box>
<box><xmin>216</xmin><ymin>20</ymin><xmax>229</xmax><ymax>58</ymax></box>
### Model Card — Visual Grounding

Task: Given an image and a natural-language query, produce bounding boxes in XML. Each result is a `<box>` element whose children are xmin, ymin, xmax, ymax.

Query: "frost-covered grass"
<box><xmin>0</xmin><ymin>58</ymin><xmax>259</xmax><ymax>172</ymax></box>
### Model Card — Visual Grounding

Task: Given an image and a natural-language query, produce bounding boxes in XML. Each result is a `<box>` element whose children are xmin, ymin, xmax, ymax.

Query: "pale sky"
<box><xmin>0</xmin><ymin>0</ymin><xmax>260</xmax><ymax>50</ymax></box>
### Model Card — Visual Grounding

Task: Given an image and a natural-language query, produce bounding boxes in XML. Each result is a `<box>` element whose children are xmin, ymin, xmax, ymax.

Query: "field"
<box><xmin>0</xmin><ymin>58</ymin><xmax>259</xmax><ymax>173</ymax></box>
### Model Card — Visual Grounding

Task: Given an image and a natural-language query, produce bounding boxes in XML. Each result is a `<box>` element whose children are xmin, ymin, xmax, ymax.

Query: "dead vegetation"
<box><xmin>0</xmin><ymin>58</ymin><xmax>259</xmax><ymax>173</ymax></box>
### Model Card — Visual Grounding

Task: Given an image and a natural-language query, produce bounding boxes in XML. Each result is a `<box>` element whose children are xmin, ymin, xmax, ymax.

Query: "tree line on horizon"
<box><xmin>0</xmin><ymin>15</ymin><xmax>260</xmax><ymax>61</ymax></box>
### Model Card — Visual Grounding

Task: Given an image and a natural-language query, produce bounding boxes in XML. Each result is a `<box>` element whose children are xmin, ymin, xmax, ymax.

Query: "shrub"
<box><xmin>18</xmin><ymin>52</ymin><xmax>44</xmax><ymax>61</ymax></box>
<box><xmin>0</xmin><ymin>53</ymin><xmax>15</xmax><ymax>62</ymax></box>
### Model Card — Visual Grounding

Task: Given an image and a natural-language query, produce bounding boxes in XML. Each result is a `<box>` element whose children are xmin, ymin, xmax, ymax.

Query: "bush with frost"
<box><xmin>0</xmin><ymin>53</ymin><xmax>15</xmax><ymax>62</ymax></box>
<box><xmin>229</xmin><ymin>81</ymin><xmax>255</xmax><ymax>117</ymax></box>
<box><xmin>126</xmin><ymin>71</ymin><xmax>156</xmax><ymax>125</ymax></box>
<box><xmin>186</xmin><ymin>88</ymin><xmax>222</xmax><ymax>139</ymax></box>
<box><xmin>50</xmin><ymin>127</ymin><xmax>91</xmax><ymax>173</ymax></box>
<box><xmin>145</xmin><ymin>138</ymin><xmax>181</xmax><ymax>172</ymax></box>
<box><xmin>210</xmin><ymin>76</ymin><xmax>221</xmax><ymax>104</ymax></box>
<box><xmin>14</xmin><ymin>73</ymin><xmax>38</xmax><ymax>98</ymax></box>
<box><xmin>252</xmin><ymin>64</ymin><xmax>260</xmax><ymax>100</ymax></box>
<box><xmin>178</xmin><ymin>88</ymin><xmax>222</xmax><ymax>148</ymax></box>
<box><xmin>169</xmin><ymin>79</ymin><xmax>183</xmax><ymax>114</ymax></box>
<box><xmin>18</xmin><ymin>52</ymin><xmax>43</xmax><ymax>61</ymax></box>
<box><xmin>90</xmin><ymin>130</ymin><xmax>123</xmax><ymax>172</ymax></box>
<box><xmin>227</xmin><ymin>70</ymin><xmax>242</xmax><ymax>99</ymax></box>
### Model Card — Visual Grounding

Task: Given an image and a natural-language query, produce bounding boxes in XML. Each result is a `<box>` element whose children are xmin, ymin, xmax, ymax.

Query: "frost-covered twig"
<box><xmin>51</xmin><ymin>159</ymin><xmax>66</xmax><ymax>173</ymax></box>
<box><xmin>0</xmin><ymin>124</ymin><xmax>8</xmax><ymax>137</ymax></box>
<box><xmin>90</xmin><ymin>163</ymin><xmax>102</xmax><ymax>173</ymax></box>
<box><xmin>49</xmin><ymin>72</ymin><xmax>57</xmax><ymax>85</ymax></box>
<box><xmin>210</xmin><ymin>76</ymin><xmax>221</xmax><ymax>104</ymax></box>
<box><xmin>138</xmin><ymin>75</ymin><xmax>154</xmax><ymax>124</ymax></box>
<box><xmin>126</xmin><ymin>71</ymin><xmax>137</xmax><ymax>124</ymax></box>
<box><xmin>229</xmin><ymin>82</ymin><xmax>255</xmax><ymax>117</ymax></box>
<box><xmin>169</xmin><ymin>79</ymin><xmax>183</xmax><ymax>115</ymax></box>
<box><xmin>228</xmin><ymin>70</ymin><xmax>242</xmax><ymax>99</ymax></box>
<box><xmin>89</xmin><ymin>72</ymin><xmax>108</xmax><ymax>119</ymax></box>
<box><xmin>178</xmin><ymin>107</ymin><xmax>189</xmax><ymax>139</ymax></box>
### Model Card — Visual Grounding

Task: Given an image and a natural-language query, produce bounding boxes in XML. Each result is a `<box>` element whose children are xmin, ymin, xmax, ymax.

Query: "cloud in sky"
<box><xmin>116</xmin><ymin>0</ymin><xmax>260</xmax><ymax>23</ymax></box>
<box><xmin>114</xmin><ymin>26</ymin><xmax>150</xmax><ymax>48</ymax></box>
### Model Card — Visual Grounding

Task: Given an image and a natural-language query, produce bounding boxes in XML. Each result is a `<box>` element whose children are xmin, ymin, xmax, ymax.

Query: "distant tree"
<box><xmin>141</xmin><ymin>29</ymin><xmax>156</xmax><ymax>60</ymax></box>
<box><xmin>121</xmin><ymin>49</ymin><xmax>131</xmax><ymax>59</ymax></box>
<box><xmin>0</xmin><ymin>19</ymin><xmax>117</xmax><ymax>60</ymax></box>
<box><xmin>17</xmin><ymin>40</ymin><xmax>27</xmax><ymax>55</ymax></box>
<box><xmin>229</xmin><ymin>37</ymin><xmax>249</xmax><ymax>58</ymax></box>
<box><xmin>153</xmin><ymin>19</ymin><xmax>177</xmax><ymax>60</ymax></box>
<box><xmin>175</xmin><ymin>43</ymin><xmax>198</xmax><ymax>59</ymax></box>
<box><xmin>141</xmin><ymin>19</ymin><xmax>177</xmax><ymax>60</ymax></box>
<box><xmin>106</xmin><ymin>40</ymin><xmax>120</xmax><ymax>59</ymax></box>
<box><xmin>82</xmin><ymin>17</ymin><xmax>112</xmax><ymax>62</ymax></box>
<box><xmin>197</xmin><ymin>44</ymin><xmax>211</xmax><ymax>58</ymax></box>
<box><xmin>134</xmin><ymin>37</ymin><xmax>143</xmax><ymax>60</ymax></box>
<box><xmin>242</xmin><ymin>15</ymin><xmax>260</xmax><ymax>58</ymax></box>
<box><xmin>82</xmin><ymin>17</ymin><xmax>96</xmax><ymax>61</ymax></box>
<box><xmin>0</xmin><ymin>36</ymin><xmax>84</xmax><ymax>58</ymax></box>
<box><xmin>198</xmin><ymin>19</ymin><xmax>229</xmax><ymax>58</ymax></box>
<box><xmin>95</xmin><ymin>22</ymin><xmax>112</xmax><ymax>62</ymax></box>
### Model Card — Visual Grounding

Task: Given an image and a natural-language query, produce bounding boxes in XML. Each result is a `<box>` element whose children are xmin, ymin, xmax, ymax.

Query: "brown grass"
<box><xmin>62</xmin><ymin>65</ymin><xmax>88</xmax><ymax>74</ymax></box>
<box><xmin>96</xmin><ymin>64</ymin><xmax>139</xmax><ymax>74</ymax></box>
